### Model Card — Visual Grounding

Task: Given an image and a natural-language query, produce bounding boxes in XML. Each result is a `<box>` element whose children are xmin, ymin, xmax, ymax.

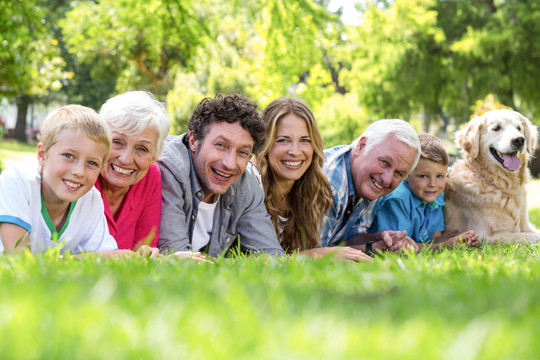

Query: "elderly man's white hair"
<box><xmin>354</xmin><ymin>119</ymin><xmax>421</xmax><ymax>174</ymax></box>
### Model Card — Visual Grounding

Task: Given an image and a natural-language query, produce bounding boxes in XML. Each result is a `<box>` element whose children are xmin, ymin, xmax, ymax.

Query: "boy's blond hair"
<box><xmin>40</xmin><ymin>105</ymin><xmax>111</xmax><ymax>161</ymax></box>
<box><xmin>418</xmin><ymin>134</ymin><xmax>449</xmax><ymax>166</ymax></box>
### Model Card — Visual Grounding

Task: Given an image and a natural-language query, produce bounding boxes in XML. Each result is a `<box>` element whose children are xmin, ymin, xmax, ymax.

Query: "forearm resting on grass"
<box><xmin>0</xmin><ymin>223</ymin><xmax>30</xmax><ymax>254</ymax></box>
<box><xmin>299</xmin><ymin>247</ymin><xmax>372</xmax><ymax>262</ymax></box>
<box><xmin>428</xmin><ymin>230</ymin><xmax>480</xmax><ymax>249</ymax></box>
<box><xmin>69</xmin><ymin>246</ymin><xmax>161</xmax><ymax>258</ymax></box>
<box><xmin>345</xmin><ymin>230</ymin><xmax>407</xmax><ymax>247</ymax></box>
<box><xmin>344</xmin><ymin>230</ymin><xmax>418</xmax><ymax>254</ymax></box>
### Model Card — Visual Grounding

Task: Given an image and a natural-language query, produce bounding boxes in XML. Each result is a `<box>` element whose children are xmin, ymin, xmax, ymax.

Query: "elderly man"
<box><xmin>158</xmin><ymin>94</ymin><xmax>284</xmax><ymax>257</ymax></box>
<box><xmin>321</xmin><ymin>119</ymin><xmax>421</xmax><ymax>255</ymax></box>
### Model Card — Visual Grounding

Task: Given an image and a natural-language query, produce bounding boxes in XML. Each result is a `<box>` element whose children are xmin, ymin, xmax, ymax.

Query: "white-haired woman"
<box><xmin>96</xmin><ymin>91</ymin><xmax>170</xmax><ymax>250</ymax></box>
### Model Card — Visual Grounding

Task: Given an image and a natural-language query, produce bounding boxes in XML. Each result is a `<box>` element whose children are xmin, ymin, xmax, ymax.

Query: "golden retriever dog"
<box><xmin>444</xmin><ymin>109</ymin><xmax>540</xmax><ymax>244</ymax></box>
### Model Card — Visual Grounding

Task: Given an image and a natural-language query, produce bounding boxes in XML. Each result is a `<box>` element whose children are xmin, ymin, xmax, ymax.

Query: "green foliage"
<box><xmin>2</xmin><ymin>245</ymin><xmax>540</xmax><ymax>358</ymax></box>
<box><xmin>449</xmin><ymin>0</ymin><xmax>540</xmax><ymax>118</ymax></box>
<box><xmin>0</xmin><ymin>0</ymin><xmax>69</xmax><ymax>97</ymax></box>
<box><xmin>315</xmin><ymin>93</ymin><xmax>370</xmax><ymax>147</ymax></box>
<box><xmin>471</xmin><ymin>93</ymin><xmax>512</xmax><ymax>119</ymax></box>
<box><xmin>4</xmin><ymin>0</ymin><xmax>540</xmax><ymax>145</ymax></box>
<box><xmin>166</xmin><ymin>0</ymin><xmax>342</xmax><ymax>133</ymax></box>
<box><xmin>528</xmin><ymin>208</ymin><xmax>540</xmax><ymax>228</ymax></box>
<box><xmin>60</xmin><ymin>0</ymin><xmax>209</xmax><ymax>98</ymax></box>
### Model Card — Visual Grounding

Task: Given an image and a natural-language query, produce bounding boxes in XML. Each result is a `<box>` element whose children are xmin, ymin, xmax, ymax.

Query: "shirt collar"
<box><xmin>344</xmin><ymin>150</ymin><xmax>356</xmax><ymax>198</ymax></box>
<box><xmin>184</xmin><ymin>136</ymin><xmax>205</xmax><ymax>200</ymax></box>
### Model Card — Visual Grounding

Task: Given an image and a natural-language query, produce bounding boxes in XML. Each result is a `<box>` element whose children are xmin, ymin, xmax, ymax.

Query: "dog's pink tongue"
<box><xmin>502</xmin><ymin>153</ymin><xmax>522</xmax><ymax>171</ymax></box>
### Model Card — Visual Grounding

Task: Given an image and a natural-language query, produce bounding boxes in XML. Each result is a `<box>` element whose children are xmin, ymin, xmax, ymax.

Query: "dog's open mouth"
<box><xmin>490</xmin><ymin>147</ymin><xmax>522</xmax><ymax>171</ymax></box>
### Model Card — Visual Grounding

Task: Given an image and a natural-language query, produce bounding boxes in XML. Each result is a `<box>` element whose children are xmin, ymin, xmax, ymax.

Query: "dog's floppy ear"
<box><xmin>456</xmin><ymin>116</ymin><xmax>483</xmax><ymax>159</ymax></box>
<box><xmin>519</xmin><ymin>113</ymin><xmax>538</xmax><ymax>155</ymax></box>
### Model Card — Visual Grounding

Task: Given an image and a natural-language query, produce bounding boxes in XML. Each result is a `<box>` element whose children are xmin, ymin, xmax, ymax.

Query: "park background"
<box><xmin>2</xmin><ymin>0</ymin><xmax>540</xmax><ymax>150</ymax></box>
<box><xmin>2</xmin><ymin>1</ymin><xmax>540</xmax><ymax>359</ymax></box>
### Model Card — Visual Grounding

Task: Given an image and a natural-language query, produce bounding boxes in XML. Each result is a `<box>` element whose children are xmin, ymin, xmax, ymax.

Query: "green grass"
<box><xmin>1</xmin><ymin>136</ymin><xmax>540</xmax><ymax>358</ymax></box>
<box><xmin>0</xmin><ymin>139</ymin><xmax>35</xmax><ymax>172</ymax></box>
<box><xmin>0</xmin><ymin>139</ymin><xmax>36</xmax><ymax>153</ymax></box>
<box><xmin>2</xmin><ymin>235</ymin><xmax>540</xmax><ymax>359</ymax></box>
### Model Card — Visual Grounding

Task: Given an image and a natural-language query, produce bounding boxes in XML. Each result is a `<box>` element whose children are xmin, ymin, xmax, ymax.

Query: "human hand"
<box><xmin>459</xmin><ymin>230</ymin><xmax>481</xmax><ymax>247</ymax></box>
<box><xmin>389</xmin><ymin>236</ymin><xmax>419</xmax><ymax>253</ymax></box>
<box><xmin>171</xmin><ymin>251</ymin><xmax>214</xmax><ymax>263</ymax></box>
<box><xmin>377</xmin><ymin>230</ymin><xmax>407</xmax><ymax>249</ymax></box>
<box><xmin>135</xmin><ymin>245</ymin><xmax>160</xmax><ymax>258</ymax></box>
<box><xmin>329</xmin><ymin>246</ymin><xmax>373</xmax><ymax>262</ymax></box>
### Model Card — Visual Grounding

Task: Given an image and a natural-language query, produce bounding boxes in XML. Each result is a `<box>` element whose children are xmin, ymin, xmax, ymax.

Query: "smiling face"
<box><xmin>350</xmin><ymin>135</ymin><xmax>416</xmax><ymax>201</ymax></box>
<box><xmin>38</xmin><ymin>129</ymin><xmax>107</xmax><ymax>207</ymax></box>
<box><xmin>189</xmin><ymin>121</ymin><xmax>254</xmax><ymax>203</ymax></box>
<box><xmin>268</xmin><ymin>113</ymin><xmax>313</xmax><ymax>191</ymax></box>
<box><xmin>406</xmin><ymin>158</ymin><xmax>447</xmax><ymax>204</ymax></box>
<box><xmin>100</xmin><ymin>127</ymin><xmax>159</xmax><ymax>191</ymax></box>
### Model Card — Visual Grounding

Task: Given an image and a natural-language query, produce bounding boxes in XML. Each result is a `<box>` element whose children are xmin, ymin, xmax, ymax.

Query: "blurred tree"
<box><xmin>470</xmin><ymin>93</ymin><xmax>512</xmax><ymax>118</ymax></box>
<box><xmin>340</xmin><ymin>0</ymin><xmax>540</xmax><ymax>135</ymax></box>
<box><xmin>41</xmin><ymin>0</ymin><xmax>116</xmax><ymax>110</ymax></box>
<box><xmin>340</xmin><ymin>0</ymin><xmax>449</xmax><ymax>131</ymax></box>
<box><xmin>1</xmin><ymin>0</ymin><xmax>69</xmax><ymax>141</ymax></box>
<box><xmin>60</xmin><ymin>0</ymin><xmax>210</xmax><ymax>101</ymax></box>
<box><xmin>167</xmin><ymin>0</ymin><xmax>343</xmax><ymax>133</ymax></box>
<box><xmin>449</xmin><ymin>0</ymin><xmax>540</xmax><ymax>119</ymax></box>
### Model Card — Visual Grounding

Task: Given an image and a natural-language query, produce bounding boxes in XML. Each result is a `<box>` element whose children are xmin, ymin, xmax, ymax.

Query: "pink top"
<box><xmin>95</xmin><ymin>163</ymin><xmax>162</xmax><ymax>250</ymax></box>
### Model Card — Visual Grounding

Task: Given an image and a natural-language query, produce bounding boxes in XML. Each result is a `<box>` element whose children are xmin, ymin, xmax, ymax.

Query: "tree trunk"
<box><xmin>14</xmin><ymin>96</ymin><xmax>31</xmax><ymax>142</ymax></box>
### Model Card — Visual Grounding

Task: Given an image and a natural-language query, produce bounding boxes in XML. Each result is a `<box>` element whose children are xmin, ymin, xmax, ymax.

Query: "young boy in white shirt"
<box><xmin>0</xmin><ymin>104</ymin><xmax>155</xmax><ymax>256</ymax></box>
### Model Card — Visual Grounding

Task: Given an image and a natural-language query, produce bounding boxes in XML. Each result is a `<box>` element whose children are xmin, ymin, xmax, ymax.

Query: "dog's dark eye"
<box><xmin>493</xmin><ymin>125</ymin><xmax>501</xmax><ymax>131</ymax></box>
<box><xmin>517</xmin><ymin>126</ymin><xmax>522</xmax><ymax>131</ymax></box>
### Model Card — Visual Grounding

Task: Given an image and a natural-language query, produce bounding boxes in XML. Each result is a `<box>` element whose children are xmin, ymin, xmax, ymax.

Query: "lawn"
<box><xmin>1</xmin><ymin>236</ymin><xmax>540</xmax><ymax>359</ymax></box>
<box><xmin>0</xmin><ymin>139</ymin><xmax>36</xmax><ymax>172</ymax></box>
<box><xmin>2</xmin><ymin>143</ymin><xmax>540</xmax><ymax>359</ymax></box>
<box><xmin>0</xmin><ymin>139</ymin><xmax>36</xmax><ymax>154</ymax></box>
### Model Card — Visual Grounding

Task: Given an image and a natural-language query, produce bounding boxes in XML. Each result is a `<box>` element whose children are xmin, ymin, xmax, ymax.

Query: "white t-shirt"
<box><xmin>0</xmin><ymin>166</ymin><xmax>118</xmax><ymax>254</ymax></box>
<box><xmin>192</xmin><ymin>198</ymin><xmax>219</xmax><ymax>252</ymax></box>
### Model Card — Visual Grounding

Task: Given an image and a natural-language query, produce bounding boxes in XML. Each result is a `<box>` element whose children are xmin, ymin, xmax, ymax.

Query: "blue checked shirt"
<box><xmin>321</xmin><ymin>144</ymin><xmax>378</xmax><ymax>247</ymax></box>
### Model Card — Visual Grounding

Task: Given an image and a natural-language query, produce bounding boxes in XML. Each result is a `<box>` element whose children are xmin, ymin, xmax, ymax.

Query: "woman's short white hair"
<box><xmin>99</xmin><ymin>91</ymin><xmax>170</xmax><ymax>157</ymax></box>
<box><xmin>356</xmin><ymin>119</ymin><xmax>421</xmax><ymax>173</ymax></box>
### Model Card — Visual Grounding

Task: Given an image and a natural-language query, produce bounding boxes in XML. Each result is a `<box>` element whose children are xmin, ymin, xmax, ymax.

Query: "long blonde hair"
<box><xmin>256</xmin><ymin>97</ymin><xmax>332</xmax><ymax>252</ymax></box>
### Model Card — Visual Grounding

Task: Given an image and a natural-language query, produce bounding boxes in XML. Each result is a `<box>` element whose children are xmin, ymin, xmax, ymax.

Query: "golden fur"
<box><xmin>444</xmin><ymin>109</ymin><xmax>540</xmax><ymax>243</ymax></box>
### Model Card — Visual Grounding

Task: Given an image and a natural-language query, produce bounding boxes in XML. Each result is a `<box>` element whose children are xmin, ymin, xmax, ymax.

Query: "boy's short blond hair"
<box><xmin>40</xmin><ymin>104</ymin><xmax>111</xmax><ymax>161</ymax></box>
<box><xmin>418</xmin><ymin>134</ymin><xmax>449</xmax><ymax>166</ymax></box>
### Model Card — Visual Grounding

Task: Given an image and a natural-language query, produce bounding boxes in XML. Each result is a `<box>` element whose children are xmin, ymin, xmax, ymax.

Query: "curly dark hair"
<box><xmin>188</xmin><ymin>94</ymin><xmax>267</xmax><ymax>154</ymax></box>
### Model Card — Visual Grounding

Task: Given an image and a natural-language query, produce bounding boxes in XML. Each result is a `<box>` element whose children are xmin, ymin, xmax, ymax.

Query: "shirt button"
<box><xmin>191</xmin><ymin>215</ymin><xmax>195</xmax><ymax>220</ymax></box>
<box><xmin>196</xmin><ymin>192</ymin><xmax>201</xmax><ymax>197</ymax></box>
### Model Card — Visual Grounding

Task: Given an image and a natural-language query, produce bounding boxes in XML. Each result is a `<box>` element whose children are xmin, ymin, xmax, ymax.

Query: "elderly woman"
<box><xmin>254</xmin><ymin>97</ymin><xmax>371</xmax><ymax>261</ymax></box>
<box><xmin>96</xmin><ymin>91</ymin><xmax>170</xmax><ymax>250</ymax></box>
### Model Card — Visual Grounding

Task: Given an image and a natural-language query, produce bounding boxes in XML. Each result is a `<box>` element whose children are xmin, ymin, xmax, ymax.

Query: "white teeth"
<box><xmin>65</xmin><ymin>180</ymin><xmax>81</xmax><ymax>188</ymax></box>
<box><xmin>214</xmin><ymin>169</ymin><xmax>231</xmax><ymax>178</ymax></box>
<box><xmin>372</xmin><ymin>178</ymin><xmax>383</xmax><ymax>190</ymax></box>
<box><xmin>112</xmin><ymin>164</ymin><xmax>135</xmax><ymax>175</ymax></box>
<box><xmin>283</xmin><ymin>161</ymin><xmax>301</xmax><ymax>167</ymax></box>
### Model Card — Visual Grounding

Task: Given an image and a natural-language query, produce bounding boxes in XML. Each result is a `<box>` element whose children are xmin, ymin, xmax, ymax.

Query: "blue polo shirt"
<box><xmin>369</xmin><ymin>181</ymin><xmax>445</xmax><ymax>243</ymax></box>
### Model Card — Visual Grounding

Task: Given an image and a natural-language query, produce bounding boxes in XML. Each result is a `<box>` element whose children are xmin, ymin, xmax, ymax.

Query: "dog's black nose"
<box><xmin>512</xmin><ymin>136</ymin><xmax>525</xmax><ymax>149</ymax></box>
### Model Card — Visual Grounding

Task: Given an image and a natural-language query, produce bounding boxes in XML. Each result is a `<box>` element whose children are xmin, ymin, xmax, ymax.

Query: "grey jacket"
<box><xmin>157</xmin><ymin>133</ymin><xmax>284</xmax><ymax>257</ymax></box>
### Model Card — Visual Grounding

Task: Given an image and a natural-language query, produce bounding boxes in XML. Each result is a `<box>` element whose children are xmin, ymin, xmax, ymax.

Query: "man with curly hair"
<box><xmin>158</xmin><ymin>94</ymin><xmax>284</xmax><ymax>257</ymax></box>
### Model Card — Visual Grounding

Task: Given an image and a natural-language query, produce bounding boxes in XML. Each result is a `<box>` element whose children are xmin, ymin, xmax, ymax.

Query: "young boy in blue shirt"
<box><xmin>369</xmin><ymin>134</ymin><xmax>479</xmax><ymax>249</ymax></box>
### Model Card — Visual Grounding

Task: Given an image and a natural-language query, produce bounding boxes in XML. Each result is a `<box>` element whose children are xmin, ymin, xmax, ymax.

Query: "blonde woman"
<box><xmin>255</xmin><ymin>97</ymin><xmax>371</xmax><ymax>261</ymax></box>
